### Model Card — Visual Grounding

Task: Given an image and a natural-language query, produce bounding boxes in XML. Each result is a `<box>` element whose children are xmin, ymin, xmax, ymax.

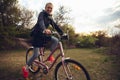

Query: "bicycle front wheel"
<box><xmin>26</xmin><ymin>47</ymin><xmax>40</xmax><ymax>73</ymax></box>
<box><xmin>55</xmin><ymin>59</ymin><xmax>90</xmax><ymax>80</ymax></box>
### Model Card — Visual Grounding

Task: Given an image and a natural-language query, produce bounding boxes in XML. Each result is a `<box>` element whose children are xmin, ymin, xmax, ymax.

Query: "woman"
<box><xmin>22</xmin><ymin>2</ymin><xmax>63</xmax><ymax>78</ymax></box>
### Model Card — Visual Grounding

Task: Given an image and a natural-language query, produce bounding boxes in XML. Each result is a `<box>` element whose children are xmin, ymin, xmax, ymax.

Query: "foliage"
<box><xmin>53</xmin><ymin>6</ymin><xmax>77</xmax><ymax>47</ymax></box>
<box><xmin>62</xmin><ymin>24</ymin><xmax>76</xmax><ymax>45</ymax></box>
<box><xmin>54</xmin><ymin>6</ymin><xmax>71</xmax><ymax>26</ymax></box>
<box><xmin>0</xmin><ymin>0</ymin><xmax>33</xmax><ymax>50</ymax></box>
<box><xmin>0</xmin><ymin>0</ymin><xmax>18</xmax><ymax>26</ymax></box>
<box><xmin>108</xmin><ymin>33</ymin><xmax>120</xmax><ymax>55</ymax></box>
<box><xmin>76</xmin><ymin>35</ymin><xmax>98</xmax><ymax>48</ymax></box>
<box><xmin>15</xmin><ymin>28</ymin><xmax>31</xmax><ymax>38</ymax></box>
<box><xmin>18</xmin><ymin>7</ymin><xmax>34</xmax><ymax>28</ymax></box>
<box><xmin>91</xmin><ymin>30</ymin><xmax>109</xmax><ymax>47</ymax></box>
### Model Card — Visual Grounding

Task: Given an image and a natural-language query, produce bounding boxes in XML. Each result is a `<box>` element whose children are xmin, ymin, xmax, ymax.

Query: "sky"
<box><xmin>19</xmin><ymin>0</ymin><xmax>120</xmax><ymax>35</ymax></box>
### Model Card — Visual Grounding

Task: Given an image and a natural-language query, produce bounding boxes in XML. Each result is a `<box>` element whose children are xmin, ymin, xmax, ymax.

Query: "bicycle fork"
<box><xmin>59</xmin><ymin>42</ymin><xmax>73</xmax><ymax>79</ymax></box>
<box><xmin>62</xmin><ymin>58</ymin><xmax>73</xmax><ymax>80</ymax></box>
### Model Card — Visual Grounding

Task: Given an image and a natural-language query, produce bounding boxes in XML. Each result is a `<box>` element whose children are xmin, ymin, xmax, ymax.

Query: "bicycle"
<box><xmin>26</xmin><ymin>31</ymin><xmax>91</xmax><ymax>80</ymax></box>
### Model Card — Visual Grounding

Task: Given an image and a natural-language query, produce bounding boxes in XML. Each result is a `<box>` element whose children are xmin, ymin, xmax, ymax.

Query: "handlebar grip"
<box><xmin>61</xmin><ymin>34</ymin><xmax>69</xmax><ymax>40</ymax></box>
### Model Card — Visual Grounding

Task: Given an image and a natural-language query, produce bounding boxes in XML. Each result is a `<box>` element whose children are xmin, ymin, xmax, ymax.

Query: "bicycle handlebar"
<box><xmin>51</xmin><ymin>31</ymin><xmax>69</xmax><ymax>40</ymax></box>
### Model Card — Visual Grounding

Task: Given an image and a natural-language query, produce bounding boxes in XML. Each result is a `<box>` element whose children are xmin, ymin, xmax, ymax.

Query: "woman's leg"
<box><xmin>22</xmin><ymin>47</ymin><xmax>39</xmax><ymax>78</ymax></box>
<box><xmin>27</xmin><ymin>47</ymin><xmax>39</xmax><ymax>66</ymax></box>
<box><xmin>50</xmin><ymin>36</ymin><xmax>59</xmax><ymax>52</ymax></box>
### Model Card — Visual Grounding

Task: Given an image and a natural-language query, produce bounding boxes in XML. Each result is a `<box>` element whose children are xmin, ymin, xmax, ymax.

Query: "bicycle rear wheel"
<box><xmin>26</xmin><ymin>47</ymin><xmax>40</xmax><ymax>73</ymax></box>
<box><xmin>55</xmin><ymin>59</ymin><xmax>90</xmax><ymax>80</ymax></box>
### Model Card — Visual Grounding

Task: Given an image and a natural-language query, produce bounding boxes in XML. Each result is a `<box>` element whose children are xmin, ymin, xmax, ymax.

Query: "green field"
<box><xmin>0</xmin><ymin>48</ymin><xmax>120</xmax><ymax>80</ymax></box>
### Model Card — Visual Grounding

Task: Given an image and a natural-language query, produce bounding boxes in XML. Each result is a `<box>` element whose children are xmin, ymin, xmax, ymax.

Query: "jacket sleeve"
<box><xmin>51</xmin><ymin>20</ymin><xmax>63</xmax><ymax>35</ymax></box>
<box><xmin>38</xmin><ymin>12</ymin><xmax>46</xmax><ymax>32</ymax></box>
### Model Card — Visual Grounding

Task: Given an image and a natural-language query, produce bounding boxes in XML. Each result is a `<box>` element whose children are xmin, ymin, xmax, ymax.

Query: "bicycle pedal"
<box><xmin>43</xmin><ymin>68</ymin><xmax>48</xmax><ymax>74</ymax></box>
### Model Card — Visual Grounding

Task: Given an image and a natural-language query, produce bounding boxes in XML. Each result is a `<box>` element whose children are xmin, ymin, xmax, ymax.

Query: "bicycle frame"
<box><xmin>33</xmin><ymin>41</ymin><xmax>69</xmax><ymax>72</ymax></box>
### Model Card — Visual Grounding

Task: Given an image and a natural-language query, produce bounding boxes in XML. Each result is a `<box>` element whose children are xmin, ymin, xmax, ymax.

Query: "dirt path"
<box><xmin>16</xmin><ymin>38</ymin><xmax>31</xmax><ymax>48</ymax></box>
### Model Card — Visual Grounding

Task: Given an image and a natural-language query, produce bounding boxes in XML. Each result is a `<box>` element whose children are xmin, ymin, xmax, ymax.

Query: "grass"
<box><xmin>0</xmin><ymin>48</ymin><xmax>120</xmax><ymax>80</ymax></box>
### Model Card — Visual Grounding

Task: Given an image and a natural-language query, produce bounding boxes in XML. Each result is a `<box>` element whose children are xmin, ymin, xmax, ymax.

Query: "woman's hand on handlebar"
<box><xmin>43</xmin><ymin>29</ymin><xmax>51</xmax><ymax>35</ymax></box>
<box><xmin>43</xmin><ymin>30</ymin><xmax>69</xmax><ymax>40</ymax></box>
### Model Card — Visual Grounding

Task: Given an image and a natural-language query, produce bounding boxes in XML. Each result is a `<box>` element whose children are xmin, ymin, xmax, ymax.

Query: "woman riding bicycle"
<box><xmin>22</xmin><ymin>2</ymin><xmax>64</xmax><ymax>78</ymax></box>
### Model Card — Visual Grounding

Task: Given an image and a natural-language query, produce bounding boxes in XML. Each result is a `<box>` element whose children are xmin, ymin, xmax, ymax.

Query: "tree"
<box><xmin>53</xmin><ymin>6</ymin><xmax>78</xmax><ymax>47</ymax></box>
<box><xmin>18</xmin><ymin>7</ymin><xmax>34</xmax><ymax>29</ymax></box>
<box><xmin>0</xmin><ymin>0</ymin><xmax>34</xmax><ymax>29</ymax></box>
<box><xmin>0</xmin><ymin>0</ymin><xmax>33</xmax><ymax>50</ymax></box>
<box><xmin>109</xmin><ymin>33</ymin><xmax>120</xmax><ymax>55</ymax></box>
<box><xmin>0</xmin><ymin>0</ymin><xmax>19</xmax><ymax>27</ymax></box>
<box><xmin>63</xmin><ymin>24</ymin><xmax>76</xmax><ymax>45</ymax></box>
<box><xmin>91</xmin><ymin>31</ymin><xmax>108</xmax><ymax>47</ymax></box>
<box><xmin>53</xmin><ymin>6</ymin><xmax>71</xmax><ymax>26</ymax></box>
<box><xmin>0</xmin><ymin>0</ymin><xmax>19</xmax><ymax>50</ymax></box>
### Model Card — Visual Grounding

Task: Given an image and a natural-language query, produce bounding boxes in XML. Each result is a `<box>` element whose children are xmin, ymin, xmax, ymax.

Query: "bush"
<box><xmin>109</xmin><ymin>34</ymin><xmax>120</xmax><ymax>55</ymax></box>
<box><xmin>76</xmin><ymin>36</ymin><xmax>98</xmax><ymax>48</ymax></box>
<box><xmin>15</xmin><ymin>29</ymin><xmax>31</xmax><ymax>38</ymax></box>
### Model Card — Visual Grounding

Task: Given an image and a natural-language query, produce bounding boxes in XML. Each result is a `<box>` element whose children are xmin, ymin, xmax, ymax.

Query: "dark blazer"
<box><xmin>31</xmin><ymin>10</ymin><xmax>63</xmax><ymax>47</ymax></box>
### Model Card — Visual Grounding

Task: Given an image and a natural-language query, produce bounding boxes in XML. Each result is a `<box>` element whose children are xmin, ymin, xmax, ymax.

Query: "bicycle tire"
<box><xmin>54</xmin><ymin>59</ymin><xmax>91</xmax><ymax>80</ymax></box>
<box><xmin>26</xmin><ymin>47</ymin><xmax>40</xmax><ymax>74</ymax></box>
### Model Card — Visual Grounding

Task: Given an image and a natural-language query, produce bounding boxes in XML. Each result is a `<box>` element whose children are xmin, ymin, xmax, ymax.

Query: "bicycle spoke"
<box><xmin>55</xmin><ymin>59</ymin><xmax>90</xmax><ymax>80</ymax></box>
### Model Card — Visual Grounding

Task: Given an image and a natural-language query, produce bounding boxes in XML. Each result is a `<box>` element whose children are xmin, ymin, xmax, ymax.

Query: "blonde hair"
<box><xmin>45</xmin><ymin>2</ymin><xmax>53</xmax><ymax>8</ymax></box>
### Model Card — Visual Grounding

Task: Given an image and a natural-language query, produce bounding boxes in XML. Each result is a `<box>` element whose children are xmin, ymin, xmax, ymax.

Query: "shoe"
<box><xmin>48</xmin><ymin>55</ymin><xmax>55</xmax><ymax>63</ymax></box>
<box><xmin>22</xmin><ymin>66</ymin><xmax>29</xmax><ymax>78</ymax></box>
